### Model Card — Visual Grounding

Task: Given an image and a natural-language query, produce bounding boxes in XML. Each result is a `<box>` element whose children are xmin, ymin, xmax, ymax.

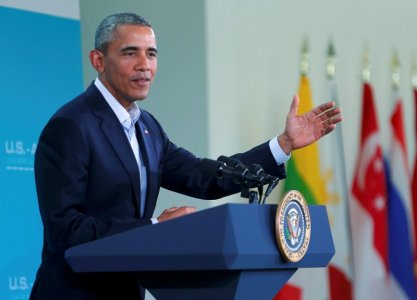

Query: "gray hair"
<box><xmin>95</xmin><ymin>13</ymin><xmax>152</xmax><ymax>53</ymax></box>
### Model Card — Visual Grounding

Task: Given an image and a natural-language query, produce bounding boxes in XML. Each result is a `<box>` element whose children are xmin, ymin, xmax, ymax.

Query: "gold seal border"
<box><xmin>275</xmin><ymin>190</ymin><xmax>311</xmax><ymax>262</ymax></box>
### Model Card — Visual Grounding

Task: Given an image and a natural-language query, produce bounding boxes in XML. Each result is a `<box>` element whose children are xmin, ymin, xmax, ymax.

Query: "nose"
<box><xmin>135</xmin><ymin>52</ymin><xmax>150</xmax><ymax>71</ymax></box>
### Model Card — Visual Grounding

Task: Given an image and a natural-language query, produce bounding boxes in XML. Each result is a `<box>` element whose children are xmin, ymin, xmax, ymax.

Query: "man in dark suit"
<box><xmin>30</xmin><ymin>13</ymin><xmax>342</xmax><ymax>300</ymax></box>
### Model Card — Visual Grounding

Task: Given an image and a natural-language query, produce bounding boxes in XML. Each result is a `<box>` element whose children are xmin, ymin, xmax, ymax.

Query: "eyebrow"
<box><xmin>120</xmin><ymin>46</ymin><xmax>158</xmax><ymax>53</ymax></box>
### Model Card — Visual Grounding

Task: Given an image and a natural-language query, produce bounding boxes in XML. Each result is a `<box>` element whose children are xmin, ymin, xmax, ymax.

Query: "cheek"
<box><xmin>110</xmin><ymin>60</ymin><xmax>131</xmax><ymax>76</ymax></box>
<box><xmin>151</xmin><ymin>63</ymin><xmax>158</xmax><ymax>76</ymax></box>
<box><xmin>113</xmin><ymin>67</ymin><xmax>131</xmax><ymax>84</ymax></box>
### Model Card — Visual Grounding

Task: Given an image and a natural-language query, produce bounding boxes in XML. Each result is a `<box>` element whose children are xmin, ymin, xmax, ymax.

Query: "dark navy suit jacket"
<box><xmin>30</xmin><ymin>83</ymin><xmax>286</xmax><ymax>299</ymax></box>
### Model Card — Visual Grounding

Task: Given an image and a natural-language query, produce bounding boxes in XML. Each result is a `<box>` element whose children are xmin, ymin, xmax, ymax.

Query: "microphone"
<box><xmin>248</xmin><ymin>163</ymin><xmax>279</xmax><ymax>199</ymax></box>
<box><xmin>218</xmin><ymin>156</ymin><xmax>277</xmax><ymax>185</ymax></box>
<box><xmin>202</xmin><ymin>155</ymin><xmax>281</xmax><ymax>204</ymax></box>
<box><xmin>248</xmin><ymin>164</ymin><xmax>277</xmax><ymax>185</ymax></box>
<box><xmin>217</xmin><ymin>156</ymin><xmax>280</xmax><ymax>203</ymax></box>
<box><xmin>199</xmin><ymin>158</ymin><xmax>260</xmax><ymax>187</ymax></box>
<box><xmin>217</xmin><ymin>155</ymin><xmax>245</xmax><ymax>168</ymax></box>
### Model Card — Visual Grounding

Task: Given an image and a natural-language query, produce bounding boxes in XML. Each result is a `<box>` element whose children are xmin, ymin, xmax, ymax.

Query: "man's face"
<box><xmin>90</xmin><ymin>25</ymin><xmax>157</xmax><ymax>108</ymax></box>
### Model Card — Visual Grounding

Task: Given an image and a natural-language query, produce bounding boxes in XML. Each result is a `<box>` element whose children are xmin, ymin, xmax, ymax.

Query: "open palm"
<box><xmin>279</xmin><ymin>95</ymin><xmax>343</xmax><ymax>153</ymax></box>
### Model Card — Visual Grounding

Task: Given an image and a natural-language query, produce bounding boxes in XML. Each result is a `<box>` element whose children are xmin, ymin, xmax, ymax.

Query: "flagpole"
<box><xmin>391</xmin><ymin>50</ymin><xmax>400</xmax><ymax>92</ymax></box>
<box><xmin>300</xmin><ymin>36</ymin><xmax>309</xmax><ymax>76</ymax></box>
<box><xmin>362</xmin><ymin>42</ymin><xmax>371</xmax><ymax>84</ymax></box>
<box><xmin>412</xmin><ymin>54</ymin><xmax>417</xmax><ymax>89</ymax></box>
<box><xmin>326</xmin><ymin>41</ymin><xmax>336</xmax><ymax>79</ymax></box>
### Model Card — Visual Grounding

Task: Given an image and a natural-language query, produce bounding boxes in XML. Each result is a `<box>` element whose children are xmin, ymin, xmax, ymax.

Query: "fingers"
<box><xmin>320</xmin><ymin>113</ymin><xmax>343</xmax><ymax>136</ymax></box>
<box><xmin>314</xmin><ymin>104</ymin><xmax>343</xmax><ymax>139</ymax></box>
<box><xmin>317</xmin><ymin>106</ymin><xmax>342</xmax><ymax>121</ymax></box>
<box><xmin>314</xmin><ymin>101</ymin><xmax>343</xmax><ymax>132</ymax></box>
<box><xmin>157</xmin><ymin>206</ymin><xmax>197</xmax><ymax>223</ymax></box>
<box><xmin>162</xmin><ymin>206</ymin><xmax>178</xmax><ymax>213</ymax></box>
<box><xmin>321</xmin><ymin>124</ymin><xmax>337</xmax><ymax>136</ymax></box>
<box><xmin>162</xmin><ymin>206</ymin><xmax>196</xmax><ymax>215</ymax></box>
<box><xmin>312</xmin><ymin>101</ymin><xmax>336</xmax><ymax>116</ymax></box>
<box><xmin>330</xmin><ymin>113</ymin><xmax>343</xmax><ymax>125</ymax></box>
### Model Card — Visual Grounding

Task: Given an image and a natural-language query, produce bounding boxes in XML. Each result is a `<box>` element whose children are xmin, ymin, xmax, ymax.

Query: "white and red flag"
<box><xmin>350</xmin><ymin>82</ymin><xmax>390</xmax><ymax>299</ymax></box>
<box><xmin>322</xmin><ymin>70</ymin><xmax>353</xmax><ymax>300</ymax></box>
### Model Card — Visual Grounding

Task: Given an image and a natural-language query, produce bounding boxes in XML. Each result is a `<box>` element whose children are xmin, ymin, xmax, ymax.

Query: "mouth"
<box><xmin>132</xmin><ymin>70</ymin><xmax>152</xmax><ymax>86</ymax></box>
<box><xmin>131</xmin><ymin>76</ymin><xmax>151</xmax><ymax>86</ymax></box>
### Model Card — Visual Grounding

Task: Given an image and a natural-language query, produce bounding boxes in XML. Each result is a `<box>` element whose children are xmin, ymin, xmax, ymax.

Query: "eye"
<box><xmin>121</xmin><ymin>49</ymin><xmax>138</xmax><ymax>57</ymax></box>
<box><xmin>148</xmin><ymin>51</ymin><xmax>157</xmax><ymax>58</ymax></box>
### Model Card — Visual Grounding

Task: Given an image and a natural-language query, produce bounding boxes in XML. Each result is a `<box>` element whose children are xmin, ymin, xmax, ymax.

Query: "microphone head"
<box><xmin>217</xmin><ymin>155</ymin><xmax>245</xmax><ymax>168</ymax></box>
<box><xmin>199</xmin><ymin>158</ymin><xmax>251</xmax><ymax>184</ymax></box>
<box><xmin>248</xmin><ymin>164</ymin><xmax>264</xmax><ymax>176</ymax></box>
<box><xmin>199</xmin><ymin>158</ymin><xmax>224</xmax><ymax>178</ymax></box>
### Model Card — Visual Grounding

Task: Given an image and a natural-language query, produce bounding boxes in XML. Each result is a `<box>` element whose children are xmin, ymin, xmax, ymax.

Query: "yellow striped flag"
<box><xmin>281</xmin><ymin>76</ymin><xmax>328</xmax><ymax>205</ymax></box>
<box><xmin>275</xmin><ymin>74</ymin><xmax>330</xmax><ymax>299</ymax></box>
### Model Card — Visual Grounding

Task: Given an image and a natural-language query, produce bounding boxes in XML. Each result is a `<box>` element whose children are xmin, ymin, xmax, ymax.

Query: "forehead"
<box><xmin>111</xmin><ymin>24</ymin><xmax>156</xmax><ymax>48</ymax></box>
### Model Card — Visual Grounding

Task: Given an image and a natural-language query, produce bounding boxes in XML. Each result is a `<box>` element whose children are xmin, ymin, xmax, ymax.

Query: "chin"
<box><xmin>132</xmin><ymin>90</ymin><xmax>149</xmax><ymax>101</ymax></box>
<box><xmin>128</xmin><ymin>92</ymin><xmax>148</xmax><ymax>101</ymax></box>
<box><xmin>136</xmin><ymin>94</ymin><xmax>148</xmax><ymax>100</ymax></box>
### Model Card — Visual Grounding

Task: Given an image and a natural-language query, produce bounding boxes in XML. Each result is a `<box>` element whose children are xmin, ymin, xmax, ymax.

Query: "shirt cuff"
<box><xmin>151</xmin><ymin>218</ymin><xmax>158</xmax><ymax>224</ymax></box>
<box><xmin>269</xmin><ymin>137</ymin><xmax>291</xmax><ymax>164</ymax></box>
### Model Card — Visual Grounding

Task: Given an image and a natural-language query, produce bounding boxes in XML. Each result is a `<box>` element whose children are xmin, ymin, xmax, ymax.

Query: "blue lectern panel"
<box><xmin>66</xmin><ymin>204</ymin><xmax>334</xmax><ymax>272</ymax></box>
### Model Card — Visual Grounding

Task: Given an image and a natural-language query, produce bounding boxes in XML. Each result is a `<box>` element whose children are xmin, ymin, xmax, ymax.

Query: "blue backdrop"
<box><xmin>0</xmin><ymin>7</ymin><xmax>83</xmax><ymax>299</ymax></box>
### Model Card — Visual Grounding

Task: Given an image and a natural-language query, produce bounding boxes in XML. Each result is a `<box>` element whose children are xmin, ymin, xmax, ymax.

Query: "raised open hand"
<box><xmin>278</xmin><ymin>95</ymin><xmax>343</xmax><ymax>154</ymax></box>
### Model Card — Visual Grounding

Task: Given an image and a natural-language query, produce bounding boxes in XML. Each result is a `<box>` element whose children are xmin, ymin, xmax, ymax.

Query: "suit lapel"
<box><xmin>86</xmin><ymin>84</ymin><xmax>141</xmax><ymax>216</ymax></box>
<box><xmin>135</xmin><ymin>119</ymin><xmax>158</xmax><ymax>217</ymax></box>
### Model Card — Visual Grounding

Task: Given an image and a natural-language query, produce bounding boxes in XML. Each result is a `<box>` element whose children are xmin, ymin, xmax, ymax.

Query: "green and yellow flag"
<box><xmin>276</xmin><ymin>74</ymin><xmax>330</xmax><ymax>300</ymax></box>
<box><xmin>281</xmin><ymin>75</ymin><xmax>328</xmax><ymax>205</ymax></box>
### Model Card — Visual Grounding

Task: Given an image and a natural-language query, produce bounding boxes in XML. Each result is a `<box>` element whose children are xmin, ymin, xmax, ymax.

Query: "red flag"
<box><xmin>350</xmin><ymin>82</ymin><xmax>389</xmax><ymax>299</ymax></box>
<box><xmin>274</xmin><ymin>283</ymin><xmax>302</xmax><ymax>300</ymax></box>
<box><xmin>328</xmin><ymin>265</ymin><xmax>352</xmax><ymax>300</ymax></box>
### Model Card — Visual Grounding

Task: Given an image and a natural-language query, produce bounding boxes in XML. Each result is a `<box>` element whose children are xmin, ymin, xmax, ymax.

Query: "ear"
<box><xmin>89</xmin><ymin>49</ymin><xmax>105</xmax><ymax>73</ymax></box>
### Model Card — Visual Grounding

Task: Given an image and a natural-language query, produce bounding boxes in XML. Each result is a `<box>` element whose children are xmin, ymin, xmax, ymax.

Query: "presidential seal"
<box><xmin>275</xmin><ymin>190</ymin><xmax>311</xmax><ymax>262</ymax></box>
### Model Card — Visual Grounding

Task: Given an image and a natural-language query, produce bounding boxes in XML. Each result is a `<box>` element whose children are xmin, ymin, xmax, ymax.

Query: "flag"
<box><xmin>280</xmin><ymin>76</ymin><xmax>328</xmax><ymax>205</ymax></box>
<box><xmin>274</xmin><ymin>283</ymin><xmax>302</xmax><ymax>300</ymax></box>
<box><xmin>322</xmin><ymin>75</ymin><xmax>353</xmax><ymax>300</ymax></box>
<box><xmin>386</xmin><ymin>91</ymin><xmax>416</xmax><ymax>300</ymax></box>
<box><xmin>274</xmin><ymin>74</ymin><xmax>329</xmax><ymax>300</ymax></box>
<box><xmin>412</xmin><ymin>87</ymin><xmax>417</xmax><ymax>282</ymax></box>
<box><xmin>350</xmin><ymin>82</ymin><xmax>389</xmax><ymax>299</ymax></box>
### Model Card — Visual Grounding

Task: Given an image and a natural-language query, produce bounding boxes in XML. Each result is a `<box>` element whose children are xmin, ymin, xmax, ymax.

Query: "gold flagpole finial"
<box><xmin>362</xmin><ymin>42</ymin><xmax>371</xmax><ymax>83</ymax></box>
<box><xmin>391</xmin><ymin>49</ymin><xmax>400</xmax><ymax>90</ymax></box>
<box><xmin>326</xmin><ymin>40</ymin><xmax>336</xmax><ymax>80</ymax></box>
<box><xmin>300</xmin><ymin>36</ymin><xmax>309</xmax><ymax>76</ymax></box>
<box><xmin>412</xmin><ymin>53</ymin><xmax>417</xmax><ymax>89</ymax></box>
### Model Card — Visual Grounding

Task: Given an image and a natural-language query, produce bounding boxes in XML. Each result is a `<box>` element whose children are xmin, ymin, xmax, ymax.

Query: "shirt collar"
<box><xmin>94</xmin><ymin>78</ymin><xmax>141</xmax><ymax>130</ymax></box>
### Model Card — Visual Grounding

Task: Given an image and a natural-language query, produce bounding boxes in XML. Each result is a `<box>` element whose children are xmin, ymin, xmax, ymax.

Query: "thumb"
<box><xmin>288</xmin><ymin>95</ymin><xmax>300</xmax><ymax>118</ymax></box>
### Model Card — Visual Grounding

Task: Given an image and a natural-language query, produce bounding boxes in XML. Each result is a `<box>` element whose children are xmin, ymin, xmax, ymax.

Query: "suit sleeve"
<box><xmin>35</xmin><ymin>117</ymin><xmax>151</xmax><ymax>255</ymax></box>
<box><xmin>149</xmin><ymin>113</ymin><xmax>286</xmax><ymax>199</ymax></box>
<box><xmin>161</xmin><ymin>141</ymin><xmax>285</xmax><ymax>199</ymax></box>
